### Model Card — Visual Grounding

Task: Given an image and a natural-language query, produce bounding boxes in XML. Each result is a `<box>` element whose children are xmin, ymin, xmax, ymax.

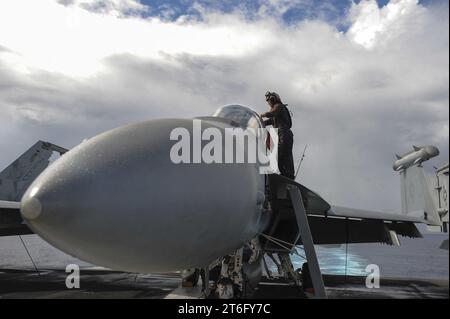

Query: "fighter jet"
<box><xmin>0</xmin><ymin>105</ymin><xmax>443</xmax><ymax>298</ymax></box>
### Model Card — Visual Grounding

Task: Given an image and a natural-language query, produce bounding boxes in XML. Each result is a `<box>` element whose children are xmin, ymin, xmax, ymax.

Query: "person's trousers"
<box><xmin>277</xmin><ymin>129</ymin><xmax>295</xmax><ymax>179</ymax></box>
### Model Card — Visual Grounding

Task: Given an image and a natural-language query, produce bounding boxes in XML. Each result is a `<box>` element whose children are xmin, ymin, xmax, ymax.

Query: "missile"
<box><xmin>393</xmin><ymin>145</ymin><xmax>439</xmax><ymax>171</ymax></box>
<box><xmin>20</xmin><ymin>106</ymin><xmax>268</xmax><ymax>273</ymax></box>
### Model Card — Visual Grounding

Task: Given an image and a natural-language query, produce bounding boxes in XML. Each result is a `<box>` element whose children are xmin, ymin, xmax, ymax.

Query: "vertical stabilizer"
<box><xmin>395</xmin><ymin>145</ymin><xmax>444</xmax><ymax>227</ymax></box>
<box><xmin>399</xmin><ymin>166</ymin><xmax>441</xmax><ymax>226</ymax></box>
<box><xmin>0</xmin><ymin>141</ymin><xmax>67</xmax><ymax>201</ymax></box>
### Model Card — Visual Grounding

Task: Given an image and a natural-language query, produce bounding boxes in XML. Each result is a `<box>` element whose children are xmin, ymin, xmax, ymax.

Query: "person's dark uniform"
<box><xmin>261</xmin><ymin>92</ymin><xmax>295</xmax><ymax>179</ymax></box>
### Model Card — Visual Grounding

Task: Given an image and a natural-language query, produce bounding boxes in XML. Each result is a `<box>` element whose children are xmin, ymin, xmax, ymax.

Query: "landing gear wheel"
<box><xmin>215</xmin><ymin>278</ymin><xmax>234</xmax><ymax>299</ymax></box>
<box><xmin>182</xmin><ymin>269</ymin><xmax>200</xmax><ymax>287</ymax></box>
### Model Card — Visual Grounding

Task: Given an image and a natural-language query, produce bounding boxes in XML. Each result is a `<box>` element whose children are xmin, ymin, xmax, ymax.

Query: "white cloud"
<box><xmin>0</xmin><ymin>0</ymin><xmax>448</xmax><ymax>211</ymax></box>
<box><xmin>0</xmin><ymin>0</ymin><xmax>269</xmax><ymax>77</ymax></box>
<box><xmin>60</xmin><ymin>0</ymin><xmax>149</xmax><ymax>16</ymax></box>
<box><xmin>347</xmin><ymin>0</ymin><xmax>424</xmax><ymax>49</ymax></box>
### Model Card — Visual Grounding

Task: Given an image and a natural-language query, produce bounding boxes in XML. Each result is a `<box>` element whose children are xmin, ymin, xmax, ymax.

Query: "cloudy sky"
<box><xmin>0</xmin><ymin>0</ymin><xmax>448</xmax><ymax>212</ymax></box>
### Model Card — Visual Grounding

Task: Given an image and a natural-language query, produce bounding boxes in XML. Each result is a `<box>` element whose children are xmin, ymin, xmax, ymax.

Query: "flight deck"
<box><xmin>0</xmin><ymin>268</ymin><xmax>447</xmax><ymax>299</ymax></box>
<box><xmin>0</xmin><ymin>233</ymin><xmax>448</xmax><ymax>299</ymax></box>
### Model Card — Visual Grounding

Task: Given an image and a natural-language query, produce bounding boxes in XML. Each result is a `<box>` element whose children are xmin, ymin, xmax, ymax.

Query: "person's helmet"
<box><xmin>265</xmin><ymin>91</ymin><xmax>281</xmax><ymax>104</ymax></box>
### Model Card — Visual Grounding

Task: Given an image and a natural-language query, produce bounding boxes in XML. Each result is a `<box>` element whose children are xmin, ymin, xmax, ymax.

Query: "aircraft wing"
<box><xmin>0</xmin><ymin>200</ymin><xmax>20</xmax><ymax>210</ymax></box>
<box><xmin>305</xmin><ymin>205</ymin><xmax>425</xmax><ymax>246</ymax></box>
<box><xmin>265</xmin><ymin>174</ymin><xmax>424</xmax><ymax>248</ymax></box>
<box><xmin>328</xmin><ymin>206</ymin><xmax>425</xmax><ymax>223</ymax></box>
<box><xmin>0</xmin><ymin>200</ymin><xmax>33</xmax><ymax>236</ymax></box>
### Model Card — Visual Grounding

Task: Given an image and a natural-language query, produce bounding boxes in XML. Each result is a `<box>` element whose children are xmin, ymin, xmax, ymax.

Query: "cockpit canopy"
<box><xmin>213</xmin><ymin>105</ymin><xmax>263</xmax><ymax>130</ymax></box>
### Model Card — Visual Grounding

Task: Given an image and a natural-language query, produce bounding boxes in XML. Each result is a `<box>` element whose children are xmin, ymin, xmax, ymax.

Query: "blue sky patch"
<box><xmin>138</xmin><ymin>0</ymin><xmax>442</xmax><ymax>26</ymax></box>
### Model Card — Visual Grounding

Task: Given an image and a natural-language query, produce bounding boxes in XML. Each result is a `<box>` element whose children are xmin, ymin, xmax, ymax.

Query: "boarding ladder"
<box><xmin>261</xmin><ymin>174</ymin><xmax>327</xmax><ymax>299</ymax></box>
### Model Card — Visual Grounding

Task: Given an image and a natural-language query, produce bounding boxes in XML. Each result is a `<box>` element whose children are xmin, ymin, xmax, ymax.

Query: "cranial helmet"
<box><xmin>265</xmin><ymin>91</ymin><xmax>281</xmax><ymax>104</ymax></box>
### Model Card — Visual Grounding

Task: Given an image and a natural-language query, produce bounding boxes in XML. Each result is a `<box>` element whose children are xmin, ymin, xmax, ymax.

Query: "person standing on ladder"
<box><xmin>260</xmin><ymin>91</ymin><xmax>295</xmax><ymax>179</ymax></box>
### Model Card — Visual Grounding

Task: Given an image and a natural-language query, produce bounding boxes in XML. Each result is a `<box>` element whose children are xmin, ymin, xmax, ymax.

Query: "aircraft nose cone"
<box><xmin>21</xmin><ymin>192</ymin><xmax>42</xmax><ymax>220</ymax></box>
<box><xmin>19</xmin><ymin>118</ymin><xmax>264</xmax><ymax>273</ymax></box>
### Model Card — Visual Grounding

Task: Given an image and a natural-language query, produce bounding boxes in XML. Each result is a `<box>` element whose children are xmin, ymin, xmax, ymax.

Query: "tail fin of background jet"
<box><xmin>0</xmin><ymin>141</ymin><xmax>67</xmax><ymax>201</ymax></box>
<box><xmin>399</xmin><ymin>165</ymin><xmax>441</xmax><ymax>226</ymax></box>
<box><xmin>394</xmin><ymin>146</ymin><xmax>449</xmax><ymax>230</ymax></box>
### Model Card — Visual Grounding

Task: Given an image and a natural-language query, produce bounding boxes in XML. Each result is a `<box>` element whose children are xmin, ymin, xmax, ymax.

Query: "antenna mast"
<box><xmin>295</xmin><ymin>144</ymin><xmax>308</xmax><ymax>178</ymax></box>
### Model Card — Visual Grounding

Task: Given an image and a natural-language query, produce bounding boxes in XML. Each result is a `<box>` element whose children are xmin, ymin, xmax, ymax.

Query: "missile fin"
<box><xmin>413</xmin><ymin>145</ymin><xmax>421</xmax><ymax>151</ymax></box>
<box><xmin>395</xmin><ymin>154</ymin><xmax>402</xmax><ymax>160</ymax></box>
